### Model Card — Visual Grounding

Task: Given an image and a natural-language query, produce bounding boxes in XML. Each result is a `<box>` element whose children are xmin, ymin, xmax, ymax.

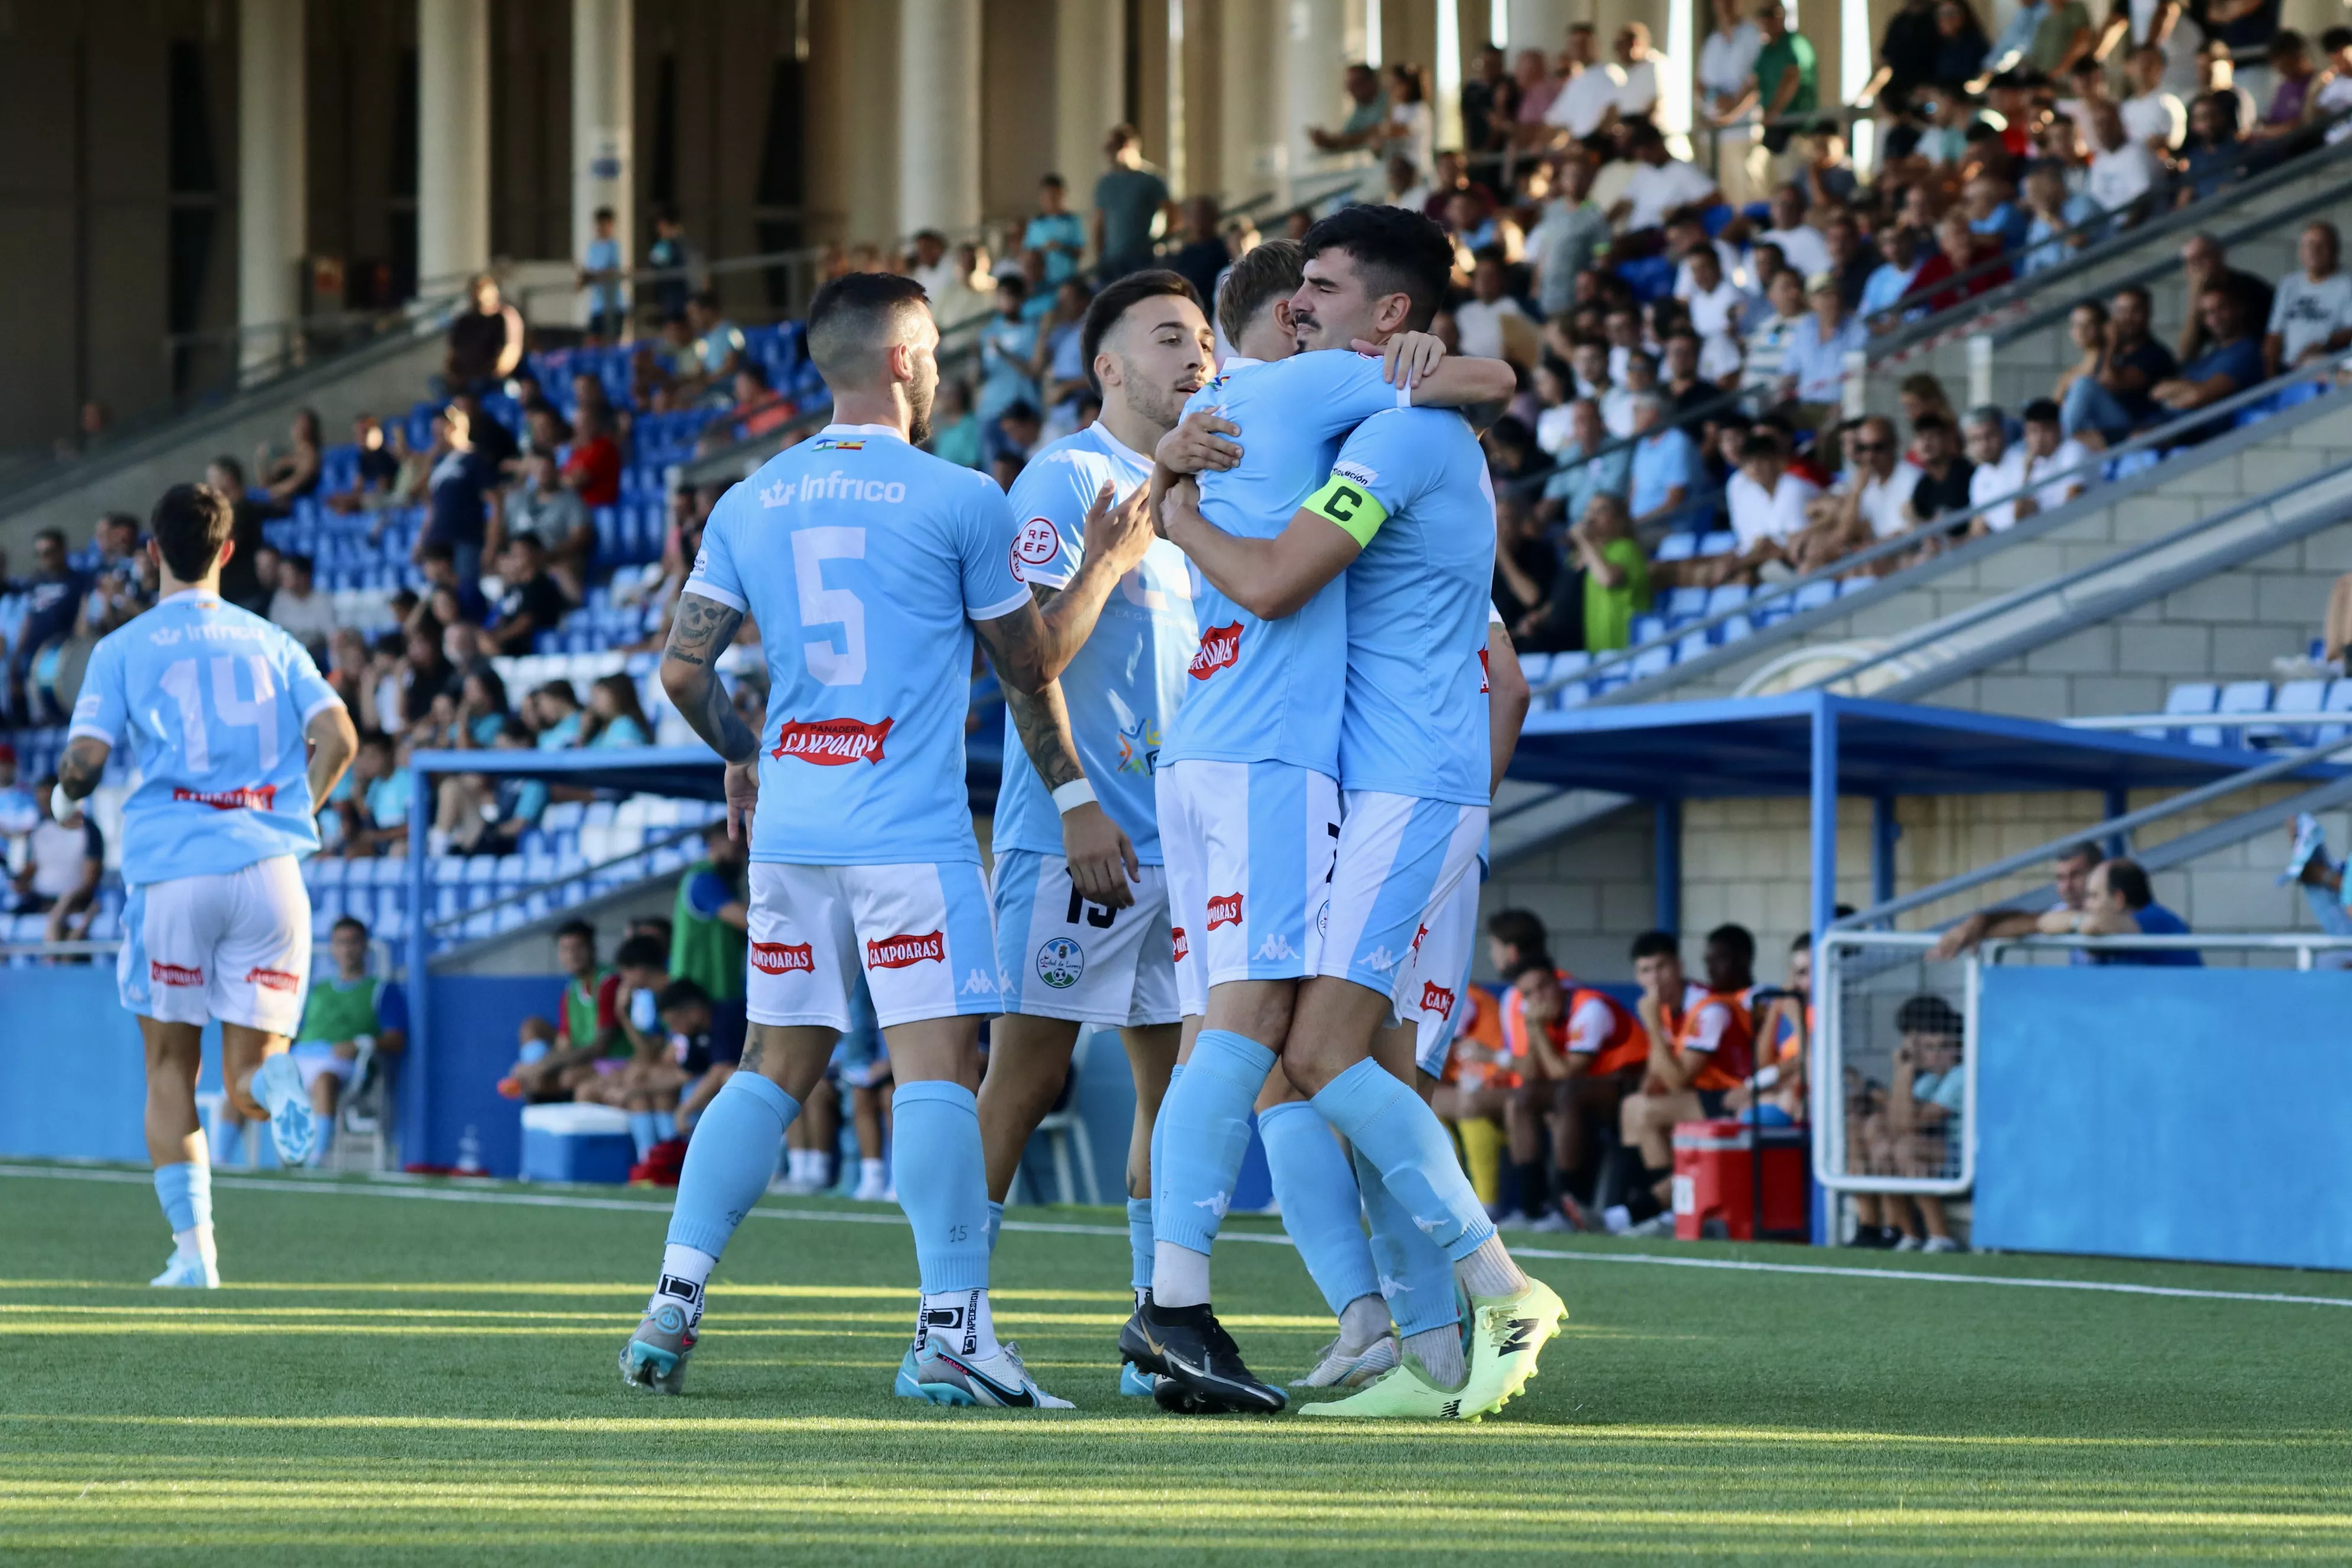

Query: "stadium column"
<box><xmin>1055</xmin><ymin>0</ymin><xmax>1126</xmax><ymax>241</ymax></box>
<box><xmin>1215</xmin><ymin>0</ymin><xmax>1276</xmax><ymax>213</ymax></box>
<box><xmin>1503</xmin><ymin>0</ymin><xmax>1572</xmax><ymax>58</ymax></box>
<box><xmin>419</xmin><ymin>0</ymin><xmax>492</xmax><ymax>293</ymax></box>
<box><xmin>899</xmin><ymin>0</ymin><xmax>982</xmax><ymax>240</ymax></box>
<box><xmin>572</xmin><ymin>0</ymin><xmax>633</xmax><ymax>288</ymax></box>
<box><xmin>236</xmin><ymin>0</ymin><xmax>306</xmax><ymax>375</ymax></box>
<box><xmin>1281</xmin><ymin>0</ymin><xmax>1372</xmax><ymax>205</ymax></box>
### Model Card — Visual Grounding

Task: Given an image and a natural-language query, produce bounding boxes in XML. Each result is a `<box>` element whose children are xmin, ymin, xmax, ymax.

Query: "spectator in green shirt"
<box><xmin>1091</xmin><ymin>125</ymin><xmax>1177</xmax><ymax>280</ymax></box>
<box><xmin>1570</xmin><ymin>492</ymin><xmax>1654</xmax><ymax>652</ymax></box>
<box><xmin>2030</xmin><ymin>0</ymin><xmax>2096</xmax><ymax>76</ymax></box>
<box><xmin>670</xmin><ymin>818</ymin><xmax>749</xmax><ymax>1066</ymax></box>
<box><xmin>1715</xmin><ymin>4</ymin><xmax>1818</xmax><ymax>159</ymax></box>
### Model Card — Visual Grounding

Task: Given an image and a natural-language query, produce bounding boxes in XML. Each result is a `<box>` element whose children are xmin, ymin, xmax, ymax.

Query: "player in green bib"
<box><xmin>669</xmin><ymin>819</ymin><xmax>749</xmax><ymax>1070</ymax></box>
<box><xmin>274</xmin><ymin>916</ymin><xmax>406</xmax><ymax>1167</ymax></box>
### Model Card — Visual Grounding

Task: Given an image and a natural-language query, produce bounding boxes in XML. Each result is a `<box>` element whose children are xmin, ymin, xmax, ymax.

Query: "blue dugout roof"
<box><xmin>1510</xmin><ymin>692</ymin><xmax>2351</xmax><ymax>799</ymax></box>
<box><xmin>407</xmin><ymin>744</ymin><xmax>729</xmax><ymax>800</ymax></box>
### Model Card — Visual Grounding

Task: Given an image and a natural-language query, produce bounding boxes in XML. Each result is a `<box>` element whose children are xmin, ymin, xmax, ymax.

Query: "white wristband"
<box><xmin>1051</xmin><ymin>779</ymin><xmax>1097</xmax><ymax>815</ymax></box>
<box><xmin>50</xmin><ymin>783</ymin><xmax>76</xmax><ymax>822</ymax></box>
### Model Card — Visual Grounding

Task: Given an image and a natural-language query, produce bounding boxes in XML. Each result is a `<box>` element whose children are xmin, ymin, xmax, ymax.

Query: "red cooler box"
<box><xmin>1672</xmin><ymin>1119</ymin><xmax>1811</xmax><ymax>1242</ymax></box>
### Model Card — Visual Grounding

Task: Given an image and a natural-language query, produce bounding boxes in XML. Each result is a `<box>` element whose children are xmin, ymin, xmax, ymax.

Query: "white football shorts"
<box><xmin>1398</xmin><ymin>868</ymin><xmax>1483</xmax><ymax>1078</ymax></box>
<box><xmin>117</xmin><ymin>855</ymin><xmax>313</xmax><ymax>1035</ymax></box>
<box><xmin>1155</xmin><ymin>759</ymin><xmax>1340</xmax><ymax>1001</ymax></box>
<box><xmin>1317</xmin><ymin>790</ymin><xmax>1487</xmax><ymax>1059</ymax></box>
<box><xmin>744</xmin><ymin>861</ymin><xmax>1000</xmax><ymax>1032</ymax></box>
<box><xmin>992</xmin><ymin>848</ymin><xmax>1180</xmax><ymax>1027</ymax></box>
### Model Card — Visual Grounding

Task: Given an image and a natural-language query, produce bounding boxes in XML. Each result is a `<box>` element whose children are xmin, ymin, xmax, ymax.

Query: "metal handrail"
<box><xmin>2062</xmin><ymin>711</ymin><xmax>2349</xmax><ymax>732</ymax></box>
<box><xmin>1538</xmin><ymin>353</ymin><xmax>2344</xmax><ymax>698</ymax></box>
<box><xmin>421</xmin><ymin>819</ymin><xmax>707</xmax><ymax>937</ymax></box>
<box><xmin>1832</xmin><ymin>731</ymin><xmax>2352</xmax><ymax>932</ymax></box>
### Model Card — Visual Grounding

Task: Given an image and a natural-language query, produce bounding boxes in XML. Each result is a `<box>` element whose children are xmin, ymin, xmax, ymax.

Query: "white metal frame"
<box><xmin>1813</xmin><ymin>930</ymin><xmax>1976</xmax><ymax>1196</ymax></box>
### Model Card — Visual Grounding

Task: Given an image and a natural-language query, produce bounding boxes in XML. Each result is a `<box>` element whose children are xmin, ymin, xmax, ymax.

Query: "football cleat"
<box><xmin>909</xmin><ymin>1340</ymin><xmax>1073</xmax><ymax>1409</ymax></box>
<box><xmin>619</xmin><ymin>1292</ymin><xmax>698</xmax><ymax>1395</ymax></box>
<box><xmin>2281</xmin><ymin>812</ymin><xmax>2333</xmax><ymax>886</ymax></box>
<box><xmin>1138</xmin><ymin>1301</ymin><xmax>1286</xmax><ymax>1415</ymax></box>
<box><xmin>893</xmin><ymin>1341</ymin><xmax>925</xmax><ymax>1397</ymax></box>
<box><xmin>1290</xmin><ymin>1332</ymin><xmax>1400</xmax><ymax>1389</ymax></box>
<box><xmin>149</xmin><ymin>1249</ymin><xmax>218</xmax><ymax>1289</ymax></box>
<box><xmin>1118</xmin><ymin>1362</ymin><xmax>1162</xmax><ymax>1396</ymax></box>
<box><xmin>250</xmin><ymin>1054</ymin><xmax>319</xmax><ymax>1167</ymax></box>
<box><xmin>1451</xmin><ymin>1278</ymin><xmax>1567</xmax><ymax>1420</ymax></box>
<box><xmin>1299</xmin><ymin>1354</ymin><xmax>1464</xmax><ymax>1419</ymax></box>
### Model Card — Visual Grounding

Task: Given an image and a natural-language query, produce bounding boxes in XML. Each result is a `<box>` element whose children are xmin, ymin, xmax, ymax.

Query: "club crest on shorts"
<box><xmin>750</xmin><ymin>941</ymin><xmax>815</xmax><ymax>975</ymax></box>
<box><xmin>867</xmin><ymin>930</ymin><xmax>945</xmax><ymax>968</ymax></box>
<box><xmin>1034</xmin><ymin>936</ymin><xmax>1086</xmax><ymax>989</ymax></box>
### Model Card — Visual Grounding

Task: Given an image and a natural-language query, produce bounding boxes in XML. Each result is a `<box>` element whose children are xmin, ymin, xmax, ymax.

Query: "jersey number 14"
<box><xmin>157</xmin><ymin>655</ymin><xmax>283</xmax><ymax>770</ymax></box>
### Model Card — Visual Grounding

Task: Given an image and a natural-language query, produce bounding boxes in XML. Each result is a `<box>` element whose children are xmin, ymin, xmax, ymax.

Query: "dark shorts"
<box><xmin>1696</xmin><ymin>1089</ymin><xmax>1730</xmax><ymax>1118</ymax></box>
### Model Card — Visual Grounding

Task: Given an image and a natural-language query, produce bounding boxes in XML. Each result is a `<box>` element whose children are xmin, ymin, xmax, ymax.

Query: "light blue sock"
<box><xmin>1152</xmin><ymin>1031</ymin><xmax>1276</xmax><ymax>1256</ymax></box>
<box><xmin>627</xmin><ymin>1111</ymin><xmax>659</xmax><ymax>1161</ymax></box>
<box><xmin>986</xmin><ymin>1199</ymin><xmax>1005</xmax><ymax>1255</ymax></box>
<box><xmin>1148</xmin><ymin>1061</ymin><xmax>1184</xmax><ymax>1217</ymax></box>
<box><xmin>1126</xmin><ymin>1197</ymin><xmax>1154</xmax><ymax>1295</ymax></box>
<box><xmin>1257</xmin><ymin>1100</ymin><xmax>1381</xmax><ymax>1317</ymax></box>
<box><xmin>1311</xmin><ymin>1058</ymin><xmax>1497</xmax><ymax>1263</ymax></box>
<box><xmin>652</xmin><ymin>1110</ymin><xmax>678</xmax><ymax>1143</ymax></box>
<box><xmin>308</xmin><ymin>1116</ymin><xmax>335</xmax><ymax>1168</ymax></box>
<box><xmin>153</xmin><ymin>1161</ymin><xmax>210</xmax><ymax>1236</ymax></box>
<box><xmin>1355</xmin><ymin>1145</ymin><xmax>1461</xmax><ymax>1339</ymax></box>
<box><xmin>665</xmin><ymin>1073</ymin><xmax>798</xmax><ymax>1257</ymax></box>
<box><xmin>891</xmin><ymin>1081</ymin><xmax>991</xmax><ymax>1293</ymax></box>
<box><xmin>2304</xmin><ymin>883</ymin><xmax>2352</xmax><ymax>936</ymax></box>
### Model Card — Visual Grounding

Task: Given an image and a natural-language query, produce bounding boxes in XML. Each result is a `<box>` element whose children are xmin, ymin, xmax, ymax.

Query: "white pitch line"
<box><xmin>5</xmin><ymin>1162</ymin><xmax>2347</xmax><ymax>1310</ymax></box>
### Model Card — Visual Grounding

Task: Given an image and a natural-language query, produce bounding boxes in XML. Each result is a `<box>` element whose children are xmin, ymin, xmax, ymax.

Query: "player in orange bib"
<box><xmin>1502</xmin><ymin>963</ymin><xmax>1651</xmax><ymax>1230</ymax></box>
<box><xmin>1609</xmin><ymin>925</ymin><xmax>1762</xmax><ymax>1233</ymax></box>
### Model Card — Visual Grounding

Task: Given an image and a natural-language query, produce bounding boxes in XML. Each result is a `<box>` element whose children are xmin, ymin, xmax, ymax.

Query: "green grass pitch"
<box><xmin>4</xmin><ymin>1164</ymin><xmax>2351</xmax><ymax>1563</ymax></box>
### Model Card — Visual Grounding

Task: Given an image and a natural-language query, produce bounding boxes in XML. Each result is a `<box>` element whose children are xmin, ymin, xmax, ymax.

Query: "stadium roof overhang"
<box><xmin>409</xmin><ymin>744</ymin><xmax>728</xmax><ymax>801</ymax></box>
<box><xmin>1508</xmin><ymin>692</ymin><xmax>2348</xmax><ymax>801</ymax></box>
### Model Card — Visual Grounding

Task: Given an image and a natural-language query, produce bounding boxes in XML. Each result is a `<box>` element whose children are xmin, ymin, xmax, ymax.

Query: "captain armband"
<box><xmin>1301</xmin><ymin>472</ymin><xmax>1390</xmax><ymax>548</ymax></box>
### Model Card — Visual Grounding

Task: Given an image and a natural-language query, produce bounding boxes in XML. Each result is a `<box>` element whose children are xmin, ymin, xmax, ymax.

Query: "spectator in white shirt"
<box><xmin>1681</xmin><ymin>243</ymin><xmax>1747</xmax><ymax>356</ymax></box>
<box><xmin>1964</xmin><ymin>405</ymin><xmax>2028</xmax><ymax>533</ymax></box>
<box><xmin>2264</xmin><ymin>220</ymin><xmax>2352</xmax><ymax>377</ymax></box>
<box><xmin>2315</xmin><ymin>27</ymin><xmax>2352</xmax><ymax>142</ymax></box>
<box><xmin>2085</xmin><ymin>103</ymin><xmax>2161</xmax><ymax>221</ymax></box>
<box><xmin>267</xmin><ymin>552</ymin><xmax>338</xmax><ymax>661</ymax></box>
<box><xmin>1615</xmin><ymin>23</ymin><xmax>1670</xmax><ymax>121</ymax></box>
<box><xmin>907</xmin><ymin>230</ymin><xmax>963</xmax><ymax>305</ymax></box>
<box><xmin>1698</xmin><ymin>0</ymin><xmax>1764</xmax><ymax>121</ymax></box>
<box><xmin>1724</xmin><ymin>432</ymin><xmax>1822</xmax><ymax>566</ymax></box>
<box><xmin>1455</xmin><ymin>248</ymin><xmax>1533</xmax><ymax>362</ymax></box>
<box><xmin>1758</xmin><ymin>184</ymin><xmax>1834</xmax><ymax>278</ymax></box>
<box><xmin>2119</xmin><ymin>43</ymin><xmax>2188</xmax><ymax>151</ymax></box>
<box><xmin>1613</xmin><ymin>123</ymin><xmax>1723</xmax><ymax>234</ymax></box>
<box><xmin>1569</xmin><ymin>338</ymin><xmax>1636</xmax><ymax>437</ymax></box>
<box><xmin>2017</xmin><ymin>398</ymin><xmax>2090</xmax><ymax>515</ymax></box>
<box><xmin>1837</xmin><ymin>415</ymin><xmax>1925</xmax><ymax>543</ymax></box>
<box><xmin>1547</xmin><ymin>25</ymin><xmax>1628</xmax><ymax>141</ymax></box>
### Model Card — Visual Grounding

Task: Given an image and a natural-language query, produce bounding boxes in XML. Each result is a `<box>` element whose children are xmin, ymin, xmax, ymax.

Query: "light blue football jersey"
<box><xmin>685</xmin><ymin>423</ymin><xmax>1029</xmax><ymax>866</ymax></box>
<box><xmin>992</xmin><ymin>422</ymin><xmax>1196</xmax><ymax>865</ymax></box>
<box><xmin>1159</xmin><ymin>351</ymin><xmax>1413</xmax><ymax>777</ymax></box>
<box><xmin>69</xmin><ymin>589</ymin><xmax>345</xmax><ymax>886</ymax></box>
<box><xmin>1329</xmin><ymin>409</ymin><xmax>1498</xmax><ymax>805</ymax></box>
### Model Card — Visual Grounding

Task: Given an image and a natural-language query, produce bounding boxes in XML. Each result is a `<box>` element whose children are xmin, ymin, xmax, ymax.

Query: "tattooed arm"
<box><xmin>974</xmin><ymin>604</ymin><xmax>1139</xmax><ymax>908</ymax></box>
<box><xmin>661</xmin><ymin>590</ymin><xmax>763</xmax><ymax>839</ymax></box>
<box><xmin>55</xmin><ymin>737</ymin><xmax>110</xmax><ymax>804</ymax></box>
<box><xmin>1027</xmin><ymin>481</ymin><xmax>1155</xmax><ymax>678</ymax></box>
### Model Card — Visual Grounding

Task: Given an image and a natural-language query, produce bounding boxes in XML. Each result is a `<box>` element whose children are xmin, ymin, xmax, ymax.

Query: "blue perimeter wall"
<box><xmin>1976</xmin><ymin>966</ymin><xmax>2352</xmax><ymax>1272</ymax></box>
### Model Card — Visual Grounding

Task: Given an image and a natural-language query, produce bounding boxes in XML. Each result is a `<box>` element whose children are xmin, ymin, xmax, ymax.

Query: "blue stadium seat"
<box><xmin>2214</xmin><ymin>680</ymin><xmax>2273</xmax><ymax>746</ymax></box>
<box><xmin>1664</xmin><ymin>586</ymin><xmax>1708</xmax><ymax>620</ymax></box>
<box><xmin>1631</xmin><ymin>613</ymin><xmax>1667</xmax><ymax>645</ymax></box>
<box><xmin>1698</xmin><ymin>531</ymin><xmax>1737</xmax><ymax>557</ymax></box>
<box><xmin>1703</xmin><ymin>583</ymin><xmax>1749</xmax><ymax>615</ymax></box>
<box><xmin>2151</xmin><ymin>681</ymin><xmax>2219</xmax><ymax>744</ymax></box>
<box><xmin>2318</xmin><ymin>679</ymin><xmax>2352</xmax><ymax>746</ymax></box>
<box><xmin>1630</xmin><ymin>645</ymin><xmax>1671</xmax><ymax>680</ymax></box>
<box><xmin>2274</xmin><ymin>678</ymin><xmax>2329</xmax><ymax>746</ymax></box>
<box><xmin>1656</xmin><ymin>534</ymin><xmax>1697</xmax><ymax>562</ymax></box>
<box><xmin>1518</xmin><ymin>652</ymin><xmax>1552</xmax><ymax>685</ymax></box>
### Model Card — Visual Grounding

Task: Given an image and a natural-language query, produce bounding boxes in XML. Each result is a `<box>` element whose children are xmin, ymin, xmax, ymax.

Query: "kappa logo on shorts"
<box><xmin>772</xmin><ymin>716</ymin><xmax>893</xmax><ymax>766</ymax></box>
<box><xmin>1188</xmin><ymin>622</ymin><xmax>1242</xmax><ymax>680</ymax></box>
<box><xmin>1170</xmin><ymin>926</ymin><xmax>1190</xmax><ymax>963</ymax></box>
<box><xmin>150</xmin><ymin>960</ymin><xmax>204</xmax><ymax>987</ymax></box>
<box><xmin>1417</xmin><ymin>979</ymin><xmax>1457</xmax><ymax>1018</ymax></box>
<box><xmin>1035</xmin><ymin>936</ymin><xmax>1086</xmax><ymax>989</ymax></box>
<box><xmin>1205</xmin><ymin>892</ymin><xmax>1243</xmax><ymax>930</ymax></box>
<box><xmin>866</xmin><ymin>930</ymin><xmax>945</xmax><ymax>969</ymax></box>
<box><xmin>1255</xmin><ymin>933</ymin><xmax>1298</xmax><ymax>961</ymax></box>
<box><xmin>962</xmin><ymin>968</ymin><xmax>999</xmax><ymax>995</ymax></box>
<box><xmin>244</xmin><ymin>966</ymin><xmax>300</xmax><ymax>993</ymax></box>
<box><xmin>1362</xmin><ymin>945</ymin><xmax>1399</xmax><ymax>973</ymax></box>
<box><xmin>750</xmin><ymin>941</ymin><xmax>815</xmax><ymax>975</ymax></box>
<box><xmin>172</xmin><ymin>784</ymin><xmax>277</xmax><ymax>811</ymax></box>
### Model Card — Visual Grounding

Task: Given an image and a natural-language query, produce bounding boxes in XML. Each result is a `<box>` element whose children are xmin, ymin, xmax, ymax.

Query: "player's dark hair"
<box><xmin>556</xmin><ymin>919</ymin><xmax>596</xmax><ymax>946</ymax></box>
<box><xmin>1484</xmin><ymin>908</ymin><xmax>1549</xmax><ymax>969</ymax></box>
<box><xmin>1630</xmin><ymin>930</ymin><xmax>1681</xmax><ymax>962</ymax></box>
<box><xmin>2056</xmin><ymin>839</ymin><xmax>2106</xmax><ymax>868</ymax></box>
<box><xmin>151</xmin><ymin>482</ymin><xmax>234</xmax><ymax>583</ymax></box>
<box><xmin>806</xmin><ymin>272</ymin><xmax>932</xmax><ymax>385</ymax></box>
<box><xmin>2101</xmin><ymin>857</ymin><xmax>2154</xmax><ymax>909</ymax></box>
<box><xmin>1896</xmin><ymin>994</ymin><xmax>1962</xmax><ymax>1035</ymax></box>
<box><xmin>658</xmin><ymin>978</ymin><xmax>711</xmax><ymax>1014</ymax></box>
<box><xmin>1707</xmin><ymin>923</ymin><xmax>1758</xmax><ymax>965</ymax></box>
<box><xmin>1216</xmin><ymin>238</ymin><xmax>1304</xmax><ymax>347</ymax></box>
<box><xmin>1299</xmin><ymin>204</ymin><xmax>1456</xmax><ymax>332</ymax></box>
<box><xmin>1081</xmin><ymin>269</ymin><xmax>1201</xmax><ymax>392</ymax></box>
<box><xmin>616</xmin><ymin>933</ymin><xmax>669</xmax><ymax>971</ymax></box>
<box><xmin>333</xmin><ymin>915</ymin><xmax>370</xmax><ymax>939</ymax></box>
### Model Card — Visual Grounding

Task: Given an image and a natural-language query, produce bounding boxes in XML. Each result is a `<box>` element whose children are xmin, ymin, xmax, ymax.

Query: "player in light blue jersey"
<box><xmin>1128</xmin><ymin>231</ymin><xmax>1517</xmax><ymax>1413</ymax></box>
<box><xmin>1145</xmin><ymin>206</ymin><xmax>1560</xmax><ymax>1418</ymax></box>
<box><xmin>57</xmin><ymin>484</ymin><xmax>357</xmax><ymax>1288</ymax></box>
<box><xmin>965</xmin><ymin>272</ymin><xmax>1216</xmax><ymax>1399</ymax></box>
<box><xmin>620</xmin><ymin>273</ymin><xmax>1133</xmax><ymax>1410</ymax></box>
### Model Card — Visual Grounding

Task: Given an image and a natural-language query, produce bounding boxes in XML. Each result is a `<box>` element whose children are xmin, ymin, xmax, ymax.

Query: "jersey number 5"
<box><xmin>157</xmin><ymin>655</ymin><xmax>282</xmax><ymax>772</ymax></box>
<box><xmin>792</xmin><ymin>526</ymin><xmax>867</xmax><ymax>685</ymax></box>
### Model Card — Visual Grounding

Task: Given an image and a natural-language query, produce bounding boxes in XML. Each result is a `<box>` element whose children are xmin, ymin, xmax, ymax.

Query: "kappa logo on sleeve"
<box><xmin>866</xmin><ymin>930</ymin><xmax>946</xmax><ymax>969</ymax></box>
<box><xmin>750</xmin><ymin>942</ymin><xmax>815</xmax><ymax>975</ymax></box>
<box><xmin>772</xmin><ymin>716</ymin><xmax>893</xmax><ymax>765</ymax></box>
<box><xmin>1188</xmin><ymin>623</ymin><xmax>1242</xmax><ymax>680</ymax></box>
